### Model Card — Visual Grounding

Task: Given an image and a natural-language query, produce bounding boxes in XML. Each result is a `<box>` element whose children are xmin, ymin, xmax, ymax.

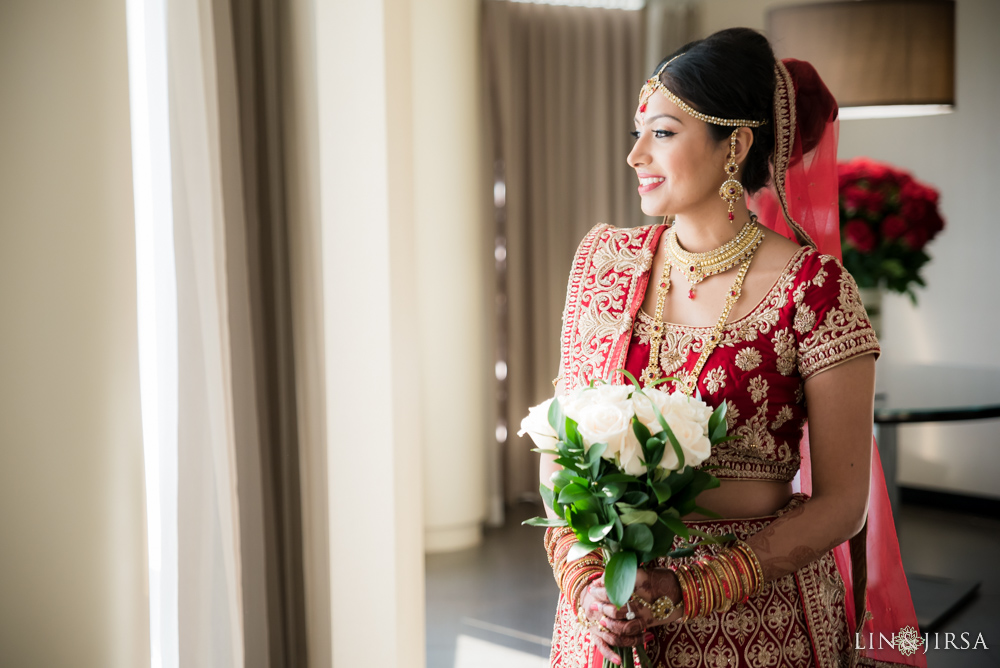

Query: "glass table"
<box><xmin>873</xmin><ymin>363</ymin><xmax>1000</xmax><ymax>631</ymax></box>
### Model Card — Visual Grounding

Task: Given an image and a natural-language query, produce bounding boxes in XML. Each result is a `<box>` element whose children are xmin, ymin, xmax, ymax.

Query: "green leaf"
<box><xmin>660</xmin><ymin>422</ymin><xmax>686</xmax><ymax>470</ymax></box>
<box><xmin>522</xmin><ymin>516</ymin><xmax>568</xmax><ymax>527</ymax></box>
<box><xmin>667</xmin><ymin>547</ymin><xmax>695</xmax><ymax>559</ymax></box>
<box><xmin>621</xmin><ymin>491</ymin><xmax>649</xmax><ymax>506</ymax></box>
<box><xmin>588</xmin><ymin>521</ymin><xmax>615</xmax><ymax>543</ymax></box>
<box><xmin>605</xmin><ymin>550</ymin><xmax>638</xmax><ymax>608</ymax></box>
<box><xmin>565</xmin><ymin>418</ymin><xmax>583</xmax><ymax>448</ymax></box>
<box><xmin>539</xmin><ymin>483</ymin><xmax>555</xmax><ymax>510</ymax></box>
<box><xmin>619</xmin><ymin>508</ymin><xmax>658</xmax><ymax>526</ymax></box>
<box><xmin>574</xmin><ymin>494</ymin><xmax>601</xmax><ymax>512</ymax></box>
<box><xmin>587</xmin><ymin>442</ymin><xmax>608</xmax><ymax>477</ymax></box>
<box><xmin>566</xmin><ymin>510</ymin><xmax>598</xmax><ymax>534</ymax></box>
<box><xmin>615</xmin><ymin>368</ymin><xmax>642</xmax><ymax>389</ymax></box>
<box><xmin>558</xmin><ymin>483</ymin><xmax>589</xmax><ymax>504</ymax></box>
<box><xmin>710</xmin><ymin>411</ymin><xmax>728</xmax><ymax>444</ymax></box>
<box><xmin>708</xmin><ymin>401</ymin><xmax>727</xmax><ymax>439</ymax></box>
<box><xmin>608</xmin><ymin>505</ymin><xmax>624</xmax><ymax>541</ymax></box>
<box><xmin>659</xmin><ymin>515</ymin><xmax>690</xmax><ymax>540</ymax></box>
<box><xmin>648</xmin><ymin>375</ymin><xmax>680</xmax><ymax>388</ymax></box>
<box><xmin>648</xmin><ymin>401</ymin><xmax>685</xmax><ymax>470</ymax></box>
<box><xmin>632</xmin><ymin>418</ymin><xmax>652</xmax><ymax>448</ymax></box>
<box><xmin>648</xmin><ymin>521</ymin><xmax>676</xmax><ymax>557</ymax></box>
<box><xmin>600</xmin><ymin>481</ymin><xmax>626</xmax><ymax>503</ymax></box>
<box><xmin>530</xmin><ymin>448</ymin><xmax>560</xmax><ymax>456</ymax></box>
<box><xmin>548</xmin><ymin>398</ymin><xmax>567</xmax><ymax>443</ymax></box>
<box><xmin>552</xmin><ymin>456</ymin><xmax>582</xmax><ymax>472</ymax></box>
<box><xmin>650</xmin><ymin>480</ymin><xmax>672</xmax><ymax>504</ymax></box>
<box><xmin>549</xmin><ymin>469</ymin><xmax>573</xmax><ymax>489</ymax></box>
<box><xmin>645</xmin><ymin>442</ymin><xmax>665</xmax><ymax>471</ymax></box>
<box><xmin>687</xmin><ymin>528</ymin><xmax>718</xmax><ymax>541</ymax></box>
<box><xmin>567</xmin><ymin>540</ymin><xmax>601</xmax><ymax>562</ymax></box>
<box><xmin>665</xmin><ymin>466</ymin><xmax>694</xmax><ymax>491</ymax></box>
<box><xmin>587</xmin><ymin>442</ymin><xmax>608</xmax><ymax>465</ymax></box>
<box><xmin>600</xmin><ymin>473</ymin><xmax>642</xmax><ymax>484</ymax></box>
<box><xmin>622</xmin><ymin>523</ymin><xmax>654</xmax><ymax>552</ymax></box>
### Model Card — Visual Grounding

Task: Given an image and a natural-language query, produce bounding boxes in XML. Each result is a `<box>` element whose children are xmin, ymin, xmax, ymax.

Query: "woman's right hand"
<box><xmin>578</xmin><ymin>582</ymin><xmax>644</xmax><ymax>666</ymax></box>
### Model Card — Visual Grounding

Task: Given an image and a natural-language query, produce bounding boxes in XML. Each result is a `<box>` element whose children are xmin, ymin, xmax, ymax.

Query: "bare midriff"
<box><xmin>684</xmin><ymin>479</ymin><xmax>794</xmax><ymax>520</ymax></box>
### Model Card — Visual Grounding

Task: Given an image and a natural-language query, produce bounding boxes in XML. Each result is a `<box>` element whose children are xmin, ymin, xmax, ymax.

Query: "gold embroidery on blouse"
<box><xmin>797</xmin><ymin>258</ymin><xmax>881</xmax><ymax>379</ymax></box>
<box><xmin>633</xmin><ymin>310</ymin><xmax>702</xmax><ymax>376</ymax></box>
<box><xmin>772</xmin><ymin>327</ymin><xmax>797</xmax><ymax>376</ymax></box>
<box><xmin>735</xmin><ymin>401</ymin><xmax>776</xmax><ymax>454</ymax></box>
<box><xmin>735</xmin><ymin>347</ymin><xmax>762</xmax><ymax>371</ymax></box>
<box><xmin>812</xmin><ymin>265</ymin><xmax>829</xmax><ymax>287</ymax></box>
<box><xmin>771</xmin><ymin>405</ymin><xmax>794</xmax><ymax>430</ymax></box>
<box><xmin>725</xmin><ymin>400</ymin><xmax>740</xmax><ymax>431</ymax></box>
<box><xmin>793</xmin><ymin>303</ymin><xmax>817</xmax><ymax>334</ymax></box>
<box><xmin>704</xmin><ymin>367</ymin><xmax>727</xmax><ymax>394</ymax></box>
<box><xmin>749</xmin><ymin>376</ymin><xmax>769</xmax><ymax>403</ymax></box>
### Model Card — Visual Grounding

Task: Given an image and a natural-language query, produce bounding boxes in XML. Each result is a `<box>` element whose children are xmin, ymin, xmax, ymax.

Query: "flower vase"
<box><xmin>857</xmin><ymin>287</ymin><xmax>883</xmax><ymax>340</ymax></box>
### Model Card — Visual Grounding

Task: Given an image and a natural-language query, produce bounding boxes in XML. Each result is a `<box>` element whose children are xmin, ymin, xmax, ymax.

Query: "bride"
<box><xmin>541</xmin><ymin>27</ymin><xmax>923</xmax><ymax>668</ymax></box>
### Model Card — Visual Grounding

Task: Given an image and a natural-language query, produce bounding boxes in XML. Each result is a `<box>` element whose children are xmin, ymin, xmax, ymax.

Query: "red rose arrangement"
<box><xmin>839</xmin><ymin>157</ymin><xmax>945</xmax><ymax>302</ymax></box>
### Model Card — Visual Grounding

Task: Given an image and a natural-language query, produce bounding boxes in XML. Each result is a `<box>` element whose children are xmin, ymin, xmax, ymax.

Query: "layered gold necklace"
<box><xmin>640</xmin><ymin>218</ymin><xmax>764</xmax><ymax>395</ymax></box>
<box><xmin>666</xmin><ymin>215</ymin><xmax>764</xmax><ymax>299</ymax></box>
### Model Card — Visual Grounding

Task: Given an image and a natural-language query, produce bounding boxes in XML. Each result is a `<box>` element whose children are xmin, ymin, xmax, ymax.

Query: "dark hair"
<box><xmin>652</xmin><ymin>28</ymin><xmax>776</xmax><ymax>194</ymax></box>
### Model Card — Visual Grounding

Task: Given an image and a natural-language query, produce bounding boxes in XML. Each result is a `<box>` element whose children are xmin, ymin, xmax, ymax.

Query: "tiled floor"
<box><xmin>426</xmin><ymin>501</ymin><xmax>1000</xmax><ymax>668</ymax></box>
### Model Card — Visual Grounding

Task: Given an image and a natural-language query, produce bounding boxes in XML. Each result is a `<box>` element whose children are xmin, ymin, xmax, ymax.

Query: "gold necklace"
<box><xmin>640</xmin><ymin>233</ymin><xmax>762</xmax><ymax>395</ymax></box>
<box><xmin>666</xmin><ymin>215</ymin><xmax>764</xmax><ymax>299</ymax></box>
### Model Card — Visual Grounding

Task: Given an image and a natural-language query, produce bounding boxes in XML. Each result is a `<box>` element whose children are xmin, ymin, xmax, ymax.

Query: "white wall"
<box><xmin>0</xmin><ymin>2</ymin><xmax>150</xmax><ymax>666</ymax></box>
<box><xmin>698</xmin><ymin>0</ymin><xmax>1000</xmax><ymax>499</ymax></box>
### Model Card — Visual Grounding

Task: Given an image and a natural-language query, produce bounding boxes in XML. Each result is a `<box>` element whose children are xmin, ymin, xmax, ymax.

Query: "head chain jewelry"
<box><xmin>638</xmin><ymin>54</ymin><xmax>768</xmax><ymax>128</ymax></box>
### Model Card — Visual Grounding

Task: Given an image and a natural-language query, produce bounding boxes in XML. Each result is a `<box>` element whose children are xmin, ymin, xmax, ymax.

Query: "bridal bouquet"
<box><xmin>520</xmin><ymin>371</ymin><xmax>735</xmax><ymax>611</ymax></box>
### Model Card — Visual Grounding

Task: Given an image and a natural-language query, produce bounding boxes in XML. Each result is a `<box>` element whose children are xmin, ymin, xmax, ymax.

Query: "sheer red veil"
<box><xmin>749</xmin><ymin>59</ymin><xmax>925</xmax><ymax>667</ymax></box>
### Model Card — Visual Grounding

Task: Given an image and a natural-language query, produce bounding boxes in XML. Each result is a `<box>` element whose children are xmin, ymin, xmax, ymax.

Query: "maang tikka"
<box><xmin>720</xmin><ymin>129</ymin><xmax>742</xmax><ymax>223</ymax></box>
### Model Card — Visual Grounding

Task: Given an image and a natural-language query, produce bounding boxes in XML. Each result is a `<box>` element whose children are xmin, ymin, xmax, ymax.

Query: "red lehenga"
<box><xmin>548</xmin><ymin>222</ymin><xmax>923</xmax><ymax>668</ymax></box>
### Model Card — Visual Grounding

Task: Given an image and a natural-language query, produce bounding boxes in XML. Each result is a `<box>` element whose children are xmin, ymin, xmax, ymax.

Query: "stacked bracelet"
<box><xmin>668</xmin><ymin>539</ymin><xmax>764</xmax><ymax>620</ymax></box>
<box><xmin>544</xmin><ymin>526</ymin><xmax>605</xmax><ymax>615</ymax></box>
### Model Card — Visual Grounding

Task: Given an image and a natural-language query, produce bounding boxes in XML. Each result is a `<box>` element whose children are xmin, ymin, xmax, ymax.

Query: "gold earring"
<box><xmin>719</xmin><ymin>129</ymin><xmax>743</xmax><ymax>223</ymax></box>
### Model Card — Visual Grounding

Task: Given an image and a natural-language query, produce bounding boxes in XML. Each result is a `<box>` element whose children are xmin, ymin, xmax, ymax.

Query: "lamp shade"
<box><xmin>767</xmin><ymin>0</ymin><xmax>955</xmax><ymax>119</ymax></box>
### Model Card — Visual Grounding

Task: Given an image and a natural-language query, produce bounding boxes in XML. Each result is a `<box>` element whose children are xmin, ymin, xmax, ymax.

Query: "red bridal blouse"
<box><xmin>557</xmin><ymin>222</ymin><xmax>881</xmax><ymax>484</ymax></box>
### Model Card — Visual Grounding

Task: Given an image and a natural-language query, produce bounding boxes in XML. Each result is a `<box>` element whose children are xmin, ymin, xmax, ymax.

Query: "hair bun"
<box><xmin>781</xmin><ymin>59</ymin><xmax>838</xmax><ymax>156</ymax></box>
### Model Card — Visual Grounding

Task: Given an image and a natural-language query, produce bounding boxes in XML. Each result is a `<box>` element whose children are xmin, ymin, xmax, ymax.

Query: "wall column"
<box><xmin>412</xmin><ymin>0</ymin><xmax>490</xmax><ymax>553</ymax></box>
<box><xmin>315</xmin><ymin>0</ymin><xmax>426</xmax><ymax>665</ymax></box>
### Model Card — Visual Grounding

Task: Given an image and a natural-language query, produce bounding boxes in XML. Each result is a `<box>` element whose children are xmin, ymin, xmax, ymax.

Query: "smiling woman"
<box><xmin>541</xmin><ymin>27</ymin><xmax>925</xmax><ymax>668</ymax></box>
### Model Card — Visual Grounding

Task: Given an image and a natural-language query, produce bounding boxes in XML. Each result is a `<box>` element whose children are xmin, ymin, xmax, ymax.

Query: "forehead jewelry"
<box><xmin>638</xmin><ymin>55</ymin><xmax>768</xmax><ymax>128</ymax></box>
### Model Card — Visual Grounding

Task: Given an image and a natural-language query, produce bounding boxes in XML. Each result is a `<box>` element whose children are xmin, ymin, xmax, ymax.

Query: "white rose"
<box><xmin>517</xmin><ymin>398</ymin><xmax>558</xmax><ymax>450</ymax></box>
<box><xmin>632</xmin><ymin>389</ymin><xmax>712</xmax><ymax>471</ymax></box>
<box><xmin>617</xmin><ymin>433</ymin><xmax>647</xmax><ymax>476</ymax></box>
<box><xmin>566</xmin><ymin>384</ymin><xmax>635</xmax><ymax>459</ymax></box>
<box><xmin>631</xmin><ymin>387</ymin><xmax>671</xmax><ymax>433</ymax></box>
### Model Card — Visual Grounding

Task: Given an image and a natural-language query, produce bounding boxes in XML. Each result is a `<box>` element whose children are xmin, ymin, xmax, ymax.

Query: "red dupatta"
<box><xmin>750</xmin><ymin>59</ymin><xmax>925</xmax><ymax>668</ymax></box>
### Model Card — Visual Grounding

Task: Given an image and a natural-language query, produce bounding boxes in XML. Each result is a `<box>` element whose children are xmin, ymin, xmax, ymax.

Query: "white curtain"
<box><xmin>167</xmin><ymin>0</ymin><xmax>253</xmax><ymax>665</ymax></box>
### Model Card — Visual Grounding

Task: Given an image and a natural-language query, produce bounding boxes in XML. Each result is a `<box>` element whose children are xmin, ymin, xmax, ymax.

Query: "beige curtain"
<box><xmin>167</xmin><ymin>0</ymin><xmax>307</xmax><ymax>665</ymax></box>
<box><xmin>483</xmin><ymin>1</ymin><xmax>648</xmax><ymax>505</ymax></box>
<box><xmin>644</xmin><ymin>0</ymin><xmax>700</xmax><ymax>74</ymax></box>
